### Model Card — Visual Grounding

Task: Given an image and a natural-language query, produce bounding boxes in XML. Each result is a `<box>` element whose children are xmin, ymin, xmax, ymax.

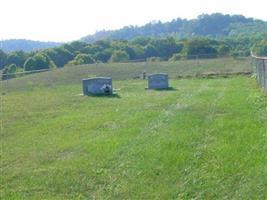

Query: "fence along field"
<box><xmin>251</xmin><ymin>53</ymin><xmax>267</xmax><ymax>91</ymax></box>
<box><xmin>1</xmin><ymin>56</ymin><xmax>267</xmax><ymax>199</ymax></box>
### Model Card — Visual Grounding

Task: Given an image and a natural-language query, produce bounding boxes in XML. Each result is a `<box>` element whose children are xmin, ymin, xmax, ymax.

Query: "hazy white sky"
<box><xmin>0</xmin><ymin>0</ymin><xmax>266</xmax><ymax>42</ymax></box>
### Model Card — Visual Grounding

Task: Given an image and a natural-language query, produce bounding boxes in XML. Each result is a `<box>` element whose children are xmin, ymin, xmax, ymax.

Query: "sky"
<box><xmin>0</xmin><ymin>0</ymin><xmax>266</xmax><ymax>42</ymax></box>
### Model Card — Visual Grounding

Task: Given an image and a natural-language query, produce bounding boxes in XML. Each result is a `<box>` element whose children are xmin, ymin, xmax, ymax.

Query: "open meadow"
<box><xmin>1</xmin><ymin>58</ymin><xmax>267</xmax><ymax>199</ymax></box>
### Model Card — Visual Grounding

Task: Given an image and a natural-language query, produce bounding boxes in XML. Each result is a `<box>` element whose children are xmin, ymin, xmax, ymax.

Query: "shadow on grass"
<box><xmin>145</xmin><ymin>87</ymin><xmax>177</xmax><ymax>91</ymax></box>
<box><xmin>85</xmin><ymin>93</ymin><xmax>121</xmax><ymax>98</ymax></box>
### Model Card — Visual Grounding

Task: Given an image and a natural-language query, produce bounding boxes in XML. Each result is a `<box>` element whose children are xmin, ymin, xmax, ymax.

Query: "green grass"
<box><xmin>1</xmin><ymin>57</ymin><xmax>251</xmax><ymax>93</ymax></box>
<box><xmin>1</xmin><ymin>59</ymin><xmax>266</xmax><ymax>199</ymax></box>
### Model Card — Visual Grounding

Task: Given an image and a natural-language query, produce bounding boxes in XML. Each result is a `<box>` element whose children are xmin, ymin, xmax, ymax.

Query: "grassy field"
<box><xmin>1</xmin><ymin>58</ymin><xmax>267</xmax><ymax>199</ymax></box>
<box><xmin>1</xmin><ymin>57</ymin><xmax>251</xmax><ymax>93</ymax></box>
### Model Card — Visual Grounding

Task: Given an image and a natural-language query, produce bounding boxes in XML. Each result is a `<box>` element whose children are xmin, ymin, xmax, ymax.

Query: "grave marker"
<box><xmin>147</xmin><ymin>73</ymin><xmax>169</xmax><ymax>89</ymax></box>
<box><xmin>82</xmin><ymin>77</ymin><xmax>113</xmax><ymax>95</ymax></box>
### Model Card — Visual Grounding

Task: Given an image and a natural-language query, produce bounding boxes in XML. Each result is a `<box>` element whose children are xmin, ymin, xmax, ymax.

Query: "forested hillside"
<box><xmin>1</xmin><ymin>13</ymin><xmax>267</xmax><ymax>80</ymax></box>
<box><xmin>0</xmin><ymin>39</ymin><xmax>61</xmax><ymax>52</ymax></box>
<box><xmin>82</xmin><ymin>13</ymin><xmax>267</xmax><ymax>42</ymax></box>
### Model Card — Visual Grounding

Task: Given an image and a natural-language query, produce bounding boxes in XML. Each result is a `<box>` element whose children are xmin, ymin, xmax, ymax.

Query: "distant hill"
<box><xmin>82</xmin><ymin>13</ymin><xmax>267</xmax><ymax>42</ymax></box>
<box><xmin>0</xmin><ymin>39</ymin><xmax>62</xmax><ymax>52</ymax></box>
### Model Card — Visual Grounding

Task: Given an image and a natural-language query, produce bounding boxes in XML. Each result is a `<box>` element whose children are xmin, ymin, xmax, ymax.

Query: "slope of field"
<box><xmin>1</xmin><ymin>57</ymin><xmax>251</xmax><ymax>93</ymax></box>
<box><xmin>1</xmin><ymin>59</ymin><xmax>266</xmax><ymax>199</ymax></box>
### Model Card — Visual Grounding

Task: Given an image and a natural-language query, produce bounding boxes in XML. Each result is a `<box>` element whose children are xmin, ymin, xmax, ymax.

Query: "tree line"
<box><xmin>82</xmin><ymin>13</ymin><xmax>267</xmax><ymax>42</ymax></box>
<box><xmin>1</xmin><ymin>35</ymin><xmax>267</xmax><ymax>80</ymax></box>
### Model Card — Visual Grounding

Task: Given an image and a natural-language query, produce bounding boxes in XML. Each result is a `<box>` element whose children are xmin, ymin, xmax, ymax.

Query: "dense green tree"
<box><xmin>183</xmin><ymin>38</ymin><xmax>218</xmax><ymax>57</ymax></box>
<box><xmin>23</xmin><ymin>57</ymin><xmax>35</xmax><ymax>71</ymax></box>
<box><xmin>109</xmin><ymin>50</ymin><xmax>129</xmax><ymax>62</ymax></box>
<box><xmin>144</xmin><ymin>44</ymin><xmax>158</xmax><ymax>58</ymax></box>
<box><xmin>130</xmin><ymin>45</ymin><xmax>146</xmax><ymax>59</ymax></box>
<box><xmin>6</xmin><ymin>51</ymin><xmax>28</xmax><ymax>67</ymax></box>
<box><xmin>81</xmin><ymin>44</ymin><xmax>102</xmax><ymax>55</ymax></box>
<box><xmin>193</xmin><ymin>13</ymin><xmax>232</xmax><ymax>36</ymax></box>
<box><xmin>0</xmin><ymin>50</ymin><xmax>7</xmax><ymax>69</ymax></box>
<box><xmin>2</xmin><ymin>64</ymin><xmax>18</xmax><ymax>80</ymax></box>
<box><xmin>94</xmin><ymin>40</ymin><xmax>111</xmax><ymax>49</ymax></box>
<box><xmin>67</xmin><ymin>53</ymin><xmax>95</xmax><ymax>65</ymax></box>
<box><xmin>151</xmin><ymin>37</ymin><xmax>183</xmax><ymax>58</ymax></box>
<box><xmin>110</xmin><ymin>40</ymin><xmax>140</xmax><ymax>59</ymax></box>
<box><xmin>45</xmin><ymin>47</ymin><xmax>74</xmax><ymax>67</ymax></box>
<box><xmin>63</xmin><ymin>41</ymin><xmax>87</xmax><ymax>55</ymax></box>
<box><xmin>95</xmin><ymin>48</ymin><xmax>113</xmax><ymax>63</ymax></box>
<box><xmin>218</xmin><ymin>44</ymin><xmax>231</xmax><ymax>56</ymax></box>
<box><xmin>131</xmin><ymin>37</ymin><xmax>151</xmax><ymax>46</ymax></box>
<box><xmin>24</xmin><ymin>53</ymin><xmax>56</xmax><ymax>71</ymax></box>
<box><xmin>253</xmin><ymin>40</ymin><xmax>267</xmax><ymax>56</ymax></box>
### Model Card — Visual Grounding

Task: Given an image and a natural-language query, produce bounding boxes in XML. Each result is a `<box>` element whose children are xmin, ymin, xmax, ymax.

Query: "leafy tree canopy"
<box><xmin>2</xmin><ymin>64</ymin><xmax>19</xmax><ymax>80</ymax></box>
<box><xmin>253</xmin><ymin>40</ymin><xmax>267</xmax><ymax>56</ymax></box>
<box><xmin>24</xmin><ymin>53</ymin><xmax>56</xmax><ymax>71</ymax></box>
<box><xmin>0</xmin><ymin>50</ymin><xmax>7</xmax><ymax>69</ymax></box>
<box><xmin>67</xmin><ymin>53</ymin><xmax>95</xmax><ymax>65</ymax></box>
<box><xmin>109</xmin><ymin>50</ymin><xmax>129</xmax><ymax>62</ymax></box>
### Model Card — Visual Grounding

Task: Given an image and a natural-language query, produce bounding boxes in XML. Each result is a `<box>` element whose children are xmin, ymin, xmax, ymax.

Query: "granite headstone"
<box><xmin>82</xmin><ymin>77</ymin><xmax>113</xmax><ymax>95</ymax></box>
<box><xmin>147</xmin><ymin>73</ymin><xmax>169</xmax><ymax>89</ymax></box>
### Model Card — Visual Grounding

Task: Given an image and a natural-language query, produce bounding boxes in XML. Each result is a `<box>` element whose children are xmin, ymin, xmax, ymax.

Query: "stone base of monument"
<box><xmin>146</xmin><ymin>73</ymin><xmax>170</xmax><ymax>90</ymax></box>
<box><xmin>82</xmin><ymin>77</ymin><xmax>113</xmax><ymax>95</ymax></box>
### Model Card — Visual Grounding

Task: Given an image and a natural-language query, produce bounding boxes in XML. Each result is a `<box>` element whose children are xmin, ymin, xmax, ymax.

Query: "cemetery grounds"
<box><xmin>1</xmin><ymin>57</ymin><xmax>267</xmax><ymax>199</ymax></box>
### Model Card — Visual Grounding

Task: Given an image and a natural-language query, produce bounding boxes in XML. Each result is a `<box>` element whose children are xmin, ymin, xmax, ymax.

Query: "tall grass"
<box><xmin>1</xmin><ymin>74</ymin><xmax>266</xmax><ymax>199</ymax></box>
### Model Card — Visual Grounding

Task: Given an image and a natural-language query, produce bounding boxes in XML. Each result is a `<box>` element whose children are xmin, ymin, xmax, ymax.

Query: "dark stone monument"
<box><xmin>147</xmin><ymin>73</ymin><xmax>169</xmax><ymax>89</ymax></box>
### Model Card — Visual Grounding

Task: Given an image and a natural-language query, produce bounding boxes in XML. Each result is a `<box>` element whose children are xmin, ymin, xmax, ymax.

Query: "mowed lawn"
<box><xmin>1</xmin><ymin>77</ymin><xmax>267</xmax><ymax>199</ymax></box>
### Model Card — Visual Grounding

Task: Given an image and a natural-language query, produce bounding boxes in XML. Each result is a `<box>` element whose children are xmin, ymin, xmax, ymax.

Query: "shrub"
<box><xmin>109</xmin><ymin>50</ymin><xmax>129</xmax><ymax>63</ymax></box>
<box><xmin>252</xmin><ymin>40</ymin><xmax>267</xmax><ymax>56</ymax></box>
<box><xmin>24</xmin><ymin>53</ymin><xmax>56</xmax><ymax>71</ymax></box>
<box><xmin>2</xmin><ymin>64</ymin><xmax>18</xmax><ymax>80</ymax></box>
<box><xmin>67</xmin><ymin>53</ymin><xmax>95</xmax><ymax>66</ymax></box>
